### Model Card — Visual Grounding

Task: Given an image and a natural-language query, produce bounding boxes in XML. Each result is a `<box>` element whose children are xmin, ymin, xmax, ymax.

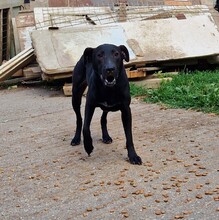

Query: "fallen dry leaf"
<box><xmin>99</xmin><ymin>181</ymin><xmax>105</xmax><ymax>186</ymax></box>
<box><xmin>132</xmin><ymin>189</ymin><xmax>144</xmax><ymax>195</ymax></box>
<box><xmin>155</xmin><ymin>210</ymin><xmax>165</xmax><ymax>215</ymax></box>
<box><xmin>174</xmin><ymin>215</ymin><xmax>184</xmax><ymax>219</ymax></box>
<box><xmin>184</xmin><ymin>164</ymin><xmax>192</xmax><ymax>167</ymax></box>
<box><xmin>84</xmin><ymin>180</ymin><xmax>91</xmax><ymax>184</ymax></box>
<box><xmin>214</xmin><ymin>196</ymin><xmax>219</xmax><ymax>201</ymax></box>
<box><xmin>196</xmin><ymin>194</ymin><xmax>203</xmax><ymax>199</ymax></box>
<box><xmin>196</xmin><ymin>184</ymin><xmax>203</xmax><ymax>189</ymax></box>
<box><xmin>114</xmin><ymin>180</ymin><xmax>124</xmax><ymax>185</ymax></box>
<box><xmin>163</xmin><ymin>186</ymin><xmax>171</xmax><ymax>190</ymax></box>
<box><xmin>205</xmin><ymin>191</ymin><xmax>214</xmax><ymax>195</ymax></box>
<box><xmin>144</xmin><ymin>192</ymin><xmax>153</xmax><ymax>197</ymax></box>
<box><xmin>183</xmin><ymin>211</ymin><xmax>193</xmax><ymax>215</ymax></box>
<box><xmin>83</xmin><ymin>213</ymin><xmax>88</xmax><ymax>217</ymax></box>
<box><xmin>130</xmin><ymin>181</ymin><xmax>137</xmax><ymax>187</ymax></box>
<box><xmin>80</xmin><ymin>187</ymin><xmax>86</xmax><ymax>191</ymax></box>
<box><xmin>121</xmin><ymin>194</ymin><xmax>128</xmax><ymax>198</ymax></box>
<box><xmin>93</xmin><ymin>192</ymin><xmax>99</xmax><ymax>197</ymax></box>
<box><xmin>162</xmin><ymin>193</ymin><xmax>169</xmax><ymax>198</ymax></box>
<box><xmin>123</xmin><ymin>213</ymin><xmax>129</xmax><ymax>218</ymax></box>
<box><xmin>86</xmin><ymin>208</ymin><xmax>92</xmax><ymax>212</ymax></box>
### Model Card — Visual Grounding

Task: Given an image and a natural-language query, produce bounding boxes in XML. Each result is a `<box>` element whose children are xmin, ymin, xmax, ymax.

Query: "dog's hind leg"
<box><xmin>101</xmin><ymin>111</ymin><xmax>113</xmax><ymax>144</ymax></box>
<box><xmin>71</xmin><ymin>81</ymin><xmax>87</xmax><ymax>146</ymax></box>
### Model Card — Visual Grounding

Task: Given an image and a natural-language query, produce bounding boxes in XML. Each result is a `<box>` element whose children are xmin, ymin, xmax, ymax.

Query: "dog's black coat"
<box><xmin>71</xmin><ymin>44</ymin><xmax>142</xmax><ymax>165</ymax></box>
<box><xmin>215</xmin><ymin>0</ymin><xmax>219</xmax><ymax>12</ymax></box>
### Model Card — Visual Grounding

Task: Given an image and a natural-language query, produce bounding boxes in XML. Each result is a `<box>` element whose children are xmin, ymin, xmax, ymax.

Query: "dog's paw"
<box><xmin>129</xmin><ymin>154</ymin><xmax>142</xmax><ymax>165</ymax></box>
<box><xmin>71</xmin><ymin>137</ymin><xmax>81</xmax><ymax>146</ymax></box>
<box><xmin>102</xmin><ymin>136</ymin><xmax>113</xmax><ymax>144</ymax></box>
<box><xmin>84</xmin><ymin>144</ymin><xmax>94</xmax><ymax>156</ymax></box>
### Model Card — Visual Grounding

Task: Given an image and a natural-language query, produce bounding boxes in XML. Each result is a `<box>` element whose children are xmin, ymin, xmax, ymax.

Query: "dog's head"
<box><xmin>83</xmin><ymin>44</ymin><xmax>129</xmax><ymax>87</ymax></box>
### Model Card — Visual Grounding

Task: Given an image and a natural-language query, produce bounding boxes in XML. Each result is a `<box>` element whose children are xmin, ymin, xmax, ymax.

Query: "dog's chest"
<box><xmin>95</xmin><ymin>87</ymin><xmax>122</xmax><ymax>110</ymax></box>
<box><xmin>99</xmin><ymin>101</ymin><xmax>117</xmax><ymax>108</ymax></box>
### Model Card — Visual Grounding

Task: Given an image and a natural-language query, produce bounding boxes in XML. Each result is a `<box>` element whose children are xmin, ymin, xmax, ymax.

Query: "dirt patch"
<box><xmin>0</xmin><ymin>86</ymin><xmax>219</xmax><ymax>219</ymax></box>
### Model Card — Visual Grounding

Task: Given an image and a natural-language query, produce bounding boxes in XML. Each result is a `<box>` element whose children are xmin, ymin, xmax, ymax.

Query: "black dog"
<box><xmin>215</xmin><ymin>0</ymin><xmax>219</xmax><ymax>12</ymax></box>
<box><xmin>71</xmin><ymin>44</ymin><xmax>142</xmax><ymax>165</ymax></box>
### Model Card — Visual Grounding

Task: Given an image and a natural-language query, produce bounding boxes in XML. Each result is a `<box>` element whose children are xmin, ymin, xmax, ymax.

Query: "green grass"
<box><xmin>130</xmin><ymin>70</ymin><xmax>219</xmax><ymax>114</ymax></box>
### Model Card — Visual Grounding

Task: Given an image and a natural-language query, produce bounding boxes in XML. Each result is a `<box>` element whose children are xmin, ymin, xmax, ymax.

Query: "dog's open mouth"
<box><xmin>104</xmin><ymin>76</ymin><xmax>116</xmax><ymax>87</ymax></box>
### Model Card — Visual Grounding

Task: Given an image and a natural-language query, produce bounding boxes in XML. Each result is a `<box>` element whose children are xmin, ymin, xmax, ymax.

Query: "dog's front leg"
<box><xmin>121</xmin><ymin>106</ymin><xmax>142</xmax><ymax>165</ymax></box>
<box><xmin>83</xmin><ymin>102</ymin><xmax>95</xmax><ymax>156</ymax></box>
<box><xmin>101</xmin><ymin>111</ymin><xmax>113</xmax><ymax>144</ymax></box>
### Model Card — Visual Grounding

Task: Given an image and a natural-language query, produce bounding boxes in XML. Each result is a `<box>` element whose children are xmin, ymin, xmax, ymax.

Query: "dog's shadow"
<box><xmin>73</xmin><ymin>135</ymin><xmax>127</xmax><ymax>164</ymax></box>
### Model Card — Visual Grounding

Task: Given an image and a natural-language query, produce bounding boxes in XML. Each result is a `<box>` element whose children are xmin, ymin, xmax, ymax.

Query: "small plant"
<box><xmin>129</xmin><ymin>82</ymin><xmax>148</xmax><ymax>97</ymax></box>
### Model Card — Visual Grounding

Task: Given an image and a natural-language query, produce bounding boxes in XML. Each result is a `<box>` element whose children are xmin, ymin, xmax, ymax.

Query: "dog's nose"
<box><xmin>106</xmin><ymin>67</ymin><xmax>115</xmax><ymax>75</ymax></box>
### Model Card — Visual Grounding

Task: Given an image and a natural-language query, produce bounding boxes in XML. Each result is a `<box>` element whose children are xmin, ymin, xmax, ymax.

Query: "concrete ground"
<box><xmin>0</xmin><ymin>86</ymin><xmax>219</xmax><ymax>219</ymax></box>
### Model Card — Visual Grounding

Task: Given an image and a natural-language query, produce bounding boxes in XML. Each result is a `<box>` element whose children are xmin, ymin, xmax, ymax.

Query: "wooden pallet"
<box><xmin>63</xmin><ymin>77</ymin><xmax>172</xmax><ymax>96</ymax></box>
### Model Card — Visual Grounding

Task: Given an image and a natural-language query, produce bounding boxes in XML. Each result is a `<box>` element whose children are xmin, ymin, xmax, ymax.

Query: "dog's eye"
<box><xmin>97</xmin><ymin>53</ymin><xmax>104</xmax><ymax>59</ymax></box>
<box><xmin>114</xmin><ymin>52</ymin><xmax>119</xmax><ymax>57</ymax></box>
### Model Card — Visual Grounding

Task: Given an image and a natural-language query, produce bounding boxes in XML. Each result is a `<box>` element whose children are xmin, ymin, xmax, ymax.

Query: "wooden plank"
<box><xmin>63</xmin><ymin>77</ymin><xmax>173</xmax><ymax>97</ymax></box>
<box><xmin>145</xmin><ymin>12</ymin><xmax>172</xmax><ymax>20</ymax></box>
<box><xmin>6</xmin><ymin>8</ymin><xmax>11</xmax><ymax>60</ymax></box>
<box><xmin>12</xmin><ymin>18</ymin><xmax>21</xmax><ymax>54</ymax></box>
<box><xmin>0</xmin><ymin>47</ymin><xmax>33</xmax><ymax>70</ymax></box>
<box><xmin>0</xmin><ymin>9</ymin><xmax>2</xmax><ymax>64</ymax></box>
<box><xmin>126</xmin><ymin>68</ymin><xmax>147</xmax><ymax>78</ymax></box>
<box><xmin>0</xmin><ymin>47</ymin><xmax>35</xmax><ymax>82</ymax></box>
<box><xmin>42</xmin><ymin>67</ymin><xmax>148</xmax><ymax>81</ymax></box>
<box><xmin>118</xmin><ymin>3</ymin><xmax>127</xmax><ymax>22</ymax></box>
<box><xmin>63</xmin><ymin>83</ymin><xmax>72</xmax><ymax>96</ymax></box>
<box><xmin>13</xmin><ymin>69</ymin><xmax>23</xmax><ymax>77</ymax></box>
<box><xmin>164</xmin><ymin>1</ymin><xmax>193</xmax><ymax>6</ymax></box>
<box><xmin>23</xmin><ymin>65</ymin><xmax>42</xmax><ymax>78</ymax></box>
<box><xmin>42</xmin><ymin>72</ymin><xmax>71</xmax><ymax>81</ymax></box>
<box><xmin>133</xmin><ymin>77</ymin><xmax>172</xmax><ymax>89</ymax></box>
<box><xmin>0</xmin><ymin>53</ymin><xmax>34</xmax><ymax>81</ymax></box>
<box><xmin>63</xmin><ymin>83</ymin><xmax>88</xmax><ymax>96</ymax></box>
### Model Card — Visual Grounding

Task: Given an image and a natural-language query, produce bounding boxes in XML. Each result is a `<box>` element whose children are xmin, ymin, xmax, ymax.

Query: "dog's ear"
<box><xmin>83</xmin><ymin>47</ymin><xmax>94</xmax><ymax>63</ymax></box>
<box><xmin>119</xmin><ymin>45</ymin><xmax>129</xmax><ymax>62</ymax></box>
